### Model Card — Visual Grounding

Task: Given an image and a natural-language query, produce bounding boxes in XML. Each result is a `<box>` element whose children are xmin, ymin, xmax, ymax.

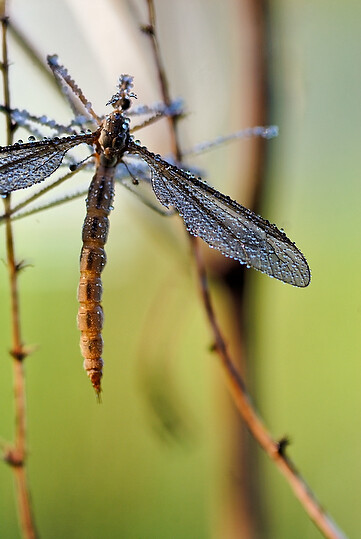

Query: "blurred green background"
<box><xmin>0</xmin><ymin>1</ymin><xmax>360</xmax><ymax>538</ymax></box>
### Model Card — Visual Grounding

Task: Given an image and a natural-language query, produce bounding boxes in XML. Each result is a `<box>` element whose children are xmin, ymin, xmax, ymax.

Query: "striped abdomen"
<box><xmin>77</xmin><ymin>163</ymin><xmax>115</xmax><ymax>395</ymax></box>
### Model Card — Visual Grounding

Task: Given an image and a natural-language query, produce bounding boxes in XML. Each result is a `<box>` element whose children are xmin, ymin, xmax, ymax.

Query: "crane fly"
<box><xmin>0</xmin><ymin>56</ymin><xmax>310</xmax><ymax>395</ymax></box>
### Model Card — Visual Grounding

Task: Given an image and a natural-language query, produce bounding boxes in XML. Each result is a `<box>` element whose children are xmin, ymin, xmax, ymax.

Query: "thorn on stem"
<box><xmin>15</xmin><ymin>259</ymin><xmax>32</xmax><ymax>273</ymax></box>
<box><xmin>140</xmin><ymin>24</ymin><xmax>154</xmax><ymax>36</ymax></box>
<box><xmin>4</xmin><ymin>447</ymin><xmax>24</xmax><ymax>467</ymax></box>
<box><xmin>276</xmin><ymin>436</ymin><xmax>291</xmax><ymax>456</ymax></box>
<box><xmin>209</xmin><ymin>342</ymin><xmax>218</xmax><ymax>352</ymax></box>
<box><xmin>10</xmin><ymin>347</ymin><xmax>27</xmax><ymax>362</ymax></box>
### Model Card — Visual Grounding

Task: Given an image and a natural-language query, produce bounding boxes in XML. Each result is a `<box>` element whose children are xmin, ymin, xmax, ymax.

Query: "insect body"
<box><xmin>0</xmin><ymin>57</ymin><xmax>310</xmax><ymax>394</ymax></box>
<box><xmin>77</xmin><ymin>99</ymin><xmax>132</xmax><ymax>393</ymax></box>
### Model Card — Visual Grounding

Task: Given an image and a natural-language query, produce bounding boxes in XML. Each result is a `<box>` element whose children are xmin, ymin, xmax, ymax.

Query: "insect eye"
<box><xmin>122</xmin><ymin>98</ymin><xmax>131</xmax><ymax>111</ymax></box>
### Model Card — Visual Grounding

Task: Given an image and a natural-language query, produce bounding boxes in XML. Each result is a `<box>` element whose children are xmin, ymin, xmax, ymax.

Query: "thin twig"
<box><xmin>190</xmin><ymin>237</ymin><xmax>347</xmax><ymax>539</ymax></box>
<box><xmin>143</xmin><ymin>0</ymin><xmax>182</xmax><ymax>162</ymax></box>
<box><xmin>142</xmin><ymin>2</ymin><xmax>347</xmax><ymax>538</ymax></box>
<box><xmin>0</xmin><ymin>7</ymin><xmax>38</xmax><ymax>539</ymax></box>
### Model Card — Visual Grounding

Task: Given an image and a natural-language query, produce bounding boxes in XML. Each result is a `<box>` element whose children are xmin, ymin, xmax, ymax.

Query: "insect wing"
<box><xmin>115</xmin><ymin>158</ymin><xmax>175</xmax><ymax>216</ymax></box>
<box><xmin>129</xmin><ymin>143</ymin><xmax>310</xmax><ymax>287</ymax></box>
<box><xmin>0</xmin><ymin>133</ymin><xmax>95</xmax><ymax>194</ymax></box>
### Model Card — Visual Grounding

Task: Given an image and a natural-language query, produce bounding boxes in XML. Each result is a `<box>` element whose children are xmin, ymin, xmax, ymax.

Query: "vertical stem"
<box><xmin>145</xmin><ymin>0</ymin><xmax>182</xmax><ymax>162</ymax></box>
<box><xmin>141</xmin><ymin>3</ymin><xmax>347</xmax><ymax>538</ymax></box>
<box><xmin>221</xmin><ymin>2</ymin><xmax>270</xmax><ymax>536</ymax></box>
<box><xmin>0</xmin><ymin>6</ymin><xmax>38</xmax><ymax>539</ymax></box>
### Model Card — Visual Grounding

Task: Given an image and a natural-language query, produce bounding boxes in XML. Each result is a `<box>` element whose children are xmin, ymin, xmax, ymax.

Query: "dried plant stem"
<box><xmin>144</xmin><ymin>0</ymin><xmax>182</xmax><ymax>162</ymax></box>
<box><xmin>190</xmin><ymin>237</ymin><xmax>346</xmax><ymax>539</ymax></box>
<box><xmin>143</xmin><ymin>2</ymin><xmax>347</xmax><ymax>538</ymax></box>
<box><xmin>0</xmin><ymin>10</ymin><xmax>38</xmax><ymax>539</ymax></box>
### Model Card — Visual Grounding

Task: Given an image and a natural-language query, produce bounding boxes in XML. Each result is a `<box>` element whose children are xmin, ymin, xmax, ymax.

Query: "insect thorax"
<box><xmin>99</xmin><ymin>111</ymin><xmax>130</xmax><ymax>167</ymax></box>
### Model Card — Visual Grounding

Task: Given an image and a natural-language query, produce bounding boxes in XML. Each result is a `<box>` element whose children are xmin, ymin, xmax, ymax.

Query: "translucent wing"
<box><xmin>0</xmin><ymin>132</ymin><xmax>96</xmax><ymax>194</ymax></box>
<box><xmin>129</xmin><ymin>142</ymin><xmax>310</xmax><ymax>287</ymax></box>
<box><xmin>115</xmin><ymin>157</ymin><xmax>176</xmax><ymax>215</ymax></box>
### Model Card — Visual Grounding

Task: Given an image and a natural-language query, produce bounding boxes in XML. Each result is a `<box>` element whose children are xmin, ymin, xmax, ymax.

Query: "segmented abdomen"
<box><xmin>77</xmin><ymin>164</ymin><xmax>115</xmax><ymax>395</ymax></box>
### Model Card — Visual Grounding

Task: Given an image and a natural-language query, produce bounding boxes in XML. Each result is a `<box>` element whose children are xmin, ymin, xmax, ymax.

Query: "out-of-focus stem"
<box><xmin>142</xmin><ymin>2</ymin><xmax>347</xmax><ymax>538</ymax></box>
<box><xmin>0</xmin><ymin>9</ymin><xmax>38</xmax><ymax>539</ymax></box>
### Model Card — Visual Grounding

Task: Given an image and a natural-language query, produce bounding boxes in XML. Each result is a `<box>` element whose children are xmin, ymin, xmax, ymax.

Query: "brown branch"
<box><xmin>190</xmin><ymin>236</ymin><xmax>347</xmax><ymax>539</ymax></box>
<box><xmin>143</xmin><ymin>0</ymin><xmax>182</xmax><ymax>162</ymax></box>
<box><xmin>0</xmin><ymin>8</ymin><xmax>38</xmax><ymax>539</ymax></box>
<box><xmin>141</xmin><ymin>2</ymin><xmax>347</xmax><ymax>538</ymax></box>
